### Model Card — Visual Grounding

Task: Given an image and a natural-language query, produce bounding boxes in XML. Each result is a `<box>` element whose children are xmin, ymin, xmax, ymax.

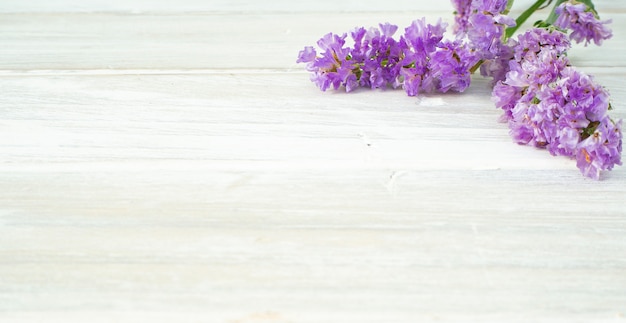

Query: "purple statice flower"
<box><xmin>296</xmin><ymin>32</ymin><xmax>359</xmax><ymax>92</ymax></box>
<box><xmin>493</xmin><ymin>28</ymin><xmax>622</xmax><ymax>179</ymax></box>
<box><xmin>398</xmin><ymin>55</ymin><xmax>431</xmax><ymax>96</ymax></box>
<box><xmin>297</xmin><ymin>24</ymin><xmax>404</xmax><ymax>92</ymax></box>
<box><xmin>577</xmin><ymin>118</ymin><xmax>623</xmax><ymax>180</ymax></box>
<box><xmin>512</xmin><ymin>27</ymin><xmax>570</xmax><ymax>61</ymax></box>
<box><xmin>396</xmin><ymin>18</ymin><xmax>447</xmax><ymax>96</ymax></box>
<box><xmin>492</xmin><ymin>79</ymin><xmax>521</xmax><ymax>121</ymax></box>
<box><xmin>354</xmin><ymin>23</ymin><xmax>402</xmax><ymax>89</ymax></box>
<box><xmin>396</xmin><ymin>18</ymin><xmax>477</xmax><ymax>95</ymax></box>
<box><xmin>466</xmin><ymin>12</ymin><xmax>515</xmax><ymax>59</ymax></box>
<box><xmin>554</xmin><ymin>1</ymin><xmax>612</xmax><ymax>46</ymax></box>
<box><xmin>506</xmin><ymin>49</ymin><xmax>569</xmax><ymax>89</ymax></box>
<box><xmin>452</xmin><ymin>0</ymin><xmax>510</xmax><ymax>35</ymax></box>
<box><xmin>298</xmin><ymin>18</ymin><xmax>479</xmax><ymax>96</ymax></box>
<box><xmin>558</xmin><ymin>67</ymin><xmax>610</xmax><ymax>123</ymax></box>
<box><xmin>402</xmin><ymin>17</ymin><xmax>447</xmax><ymax>54</ymax></box>
<box><xmin>349</xmin><ymin>26</ymin><xmax>373</xmax><ymax>88</ymax></box>
<box><xmin>471</xmin><ymin>0</ymin><xmax>508</xmax><ymax>15</ymax></box>
<box><xmin>488</xmin><ymin>28</ymin><xmax>570</xmax><ymax>88</ymax></box>
<box><xmin>463</xmin><ymin>0</ymin><xmax>515</xmax><ymax>59</ymax></box>
<box><xmin>451</xmin><ymin>0</ymin><xmax>472</xmax><ymax>35</ymax></box>
<box><xmin>430</xmin><ymin>40</ymin><xmax>478</xmax><ymax>93</ymax></box>
<box><xmin>493</xmin><ymin>28</ymin><xmax>571</xmax><ymax>120</ymax></box>
<box><xmin>451</xmin><ymin>0</ymin><xmax>514</xmax><ymax>84</ymax></box>
<box><xmin>479</xmin><ymin>40</ymin><xmax>515</xmax><ymax>84</ymax></box>
<box><xmin>296</xmin><ymin>46</ymin><xmax>316</xmax><ymax>64</ymax></box>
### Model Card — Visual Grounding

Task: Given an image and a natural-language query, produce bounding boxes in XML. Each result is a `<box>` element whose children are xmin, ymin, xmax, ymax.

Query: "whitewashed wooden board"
<box><xmin>1</xmin><ymin>1</ymin><xmax>625</xmax><ymax>322</ymax></box>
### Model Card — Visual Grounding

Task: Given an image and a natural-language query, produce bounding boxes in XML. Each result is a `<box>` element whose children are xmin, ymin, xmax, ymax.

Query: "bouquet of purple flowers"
<box><xmin>297</xmin><ymin>0</ymin><xmax>622</xmax><ymax>180</ymax></box>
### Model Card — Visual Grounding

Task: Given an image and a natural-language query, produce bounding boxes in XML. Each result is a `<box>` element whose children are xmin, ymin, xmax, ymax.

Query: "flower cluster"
<box><xmin>296</xmin><ymin>20</ymin><xmax>478</xmax><ymax>96</ymax></box>
<box><xmin>554</xmin><ymin>1</ymin><xmax>613</xmax><ymax>46</ymax></box>
<box><xmin>296</xmin><ymin>0</ymin><xmax>622</xmax><ymax>179</ymax></box>
<box><xmin>452</xmin><ymin>0</ymin><xmax>515</xmax><ymax>59</ymax></box>
<box><xmin>451</xmin><ymin>0</ymin><xmax>516</xmax><ymax>84</ymax></box>
<box><xmin>493</xmin><ymin>28</ymin><xmax>622</xmax><ymax>179</ymax></box>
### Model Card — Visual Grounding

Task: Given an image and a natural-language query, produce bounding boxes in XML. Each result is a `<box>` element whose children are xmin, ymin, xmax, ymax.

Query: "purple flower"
<box><xmin>554</xmin><ymin>1</ymin><xmax>612</xmax><ymax>46</ymax></box>
<box><xmin>494</xmin><ymin>28</ymin><xmax>572</xmax><ymax>114</ymax></box>
<box><xmin>299</xmin><ymin>17</ymin><xmax>484</xmax><ymax>96</ymax></box>
<box><xmin>430</xmin><ymin>40</ymin><xmax>478</xmax><ymax>93</ymax></box>
<box><xmin>461</xmin><ymin>0</ymin><xmax>515</xmax><ymax>59</ymax></box>
<box><xmin>479</xmin><ymin>40</ymin><xmax>515</xmax><ymax>84</ymax></box>
<box><xmin>451</xmin><ymin>0</ymin><xmax>514</xmax><ymax>84</ymax></box>
<box><xmin>400</xmin><ymin>70</ymin><xmax>423</xmax><ymax>97</ymax></box>
<box><xmin>493</xmin><ymin>27</ymin><xmax>622</xmax><ymax>179</ymax></box>
<box><xmin>402</xmin><ymin>18</ymin><xmax>447</xmax><ymax>55</ymax></box>
<box><xmin>356</xmin><ymin>23</ymin><xmax>402</xmax><ymax>89</ymax></box>
<box><xmin>295</xmin><ymin>32</ymin><xmax>355</xmax><ymax>92</ymax></box>
<box><xmin>576</xmin><ymin>118</ymin><xmax>623</xmax><ymax>179</ymax></box>
<box><xmin>492</xmin><ymin>80</ymin><xmax>521</xmax><ymax>120</ymax></box>
<box><xmin>399</xmin><ymin>56</ymin><xmax>431</xmax><ymax>96</ymax></box>
<box><xmin>467</xmin><ymin>13</ymin><xmax>508</xmax><ymax>59</ymax></box>
<box><xmin>397</xmin><ymin>18</ymin><xmax>447</xmax><ymax>96</ymax></box>
<box><xmin>296</xmin><ymin>46</ymin><xmax>316</xmax><ymax>64</ymax></box>
<box><xmin>471</xmin><ymin>0</ymin><xmax>508</xmax><ymax>14</ymax></box>
<box><xmin>297</xmin><ymin>23</ymin><xmax>408</xmax><ymax>92</ymax></box>
<box><xmin>451</xmin><ymin>0</ymin><xmax>472</xmax><ymax>34</ymax></box>
<box><xmin>512</xmin><ymin>27</ymin><xmax>570</xmax><ymax>61</ymax></box>
<box><xmin>557</xmin><ymin>126</ymin><xmax>580</xmax><ymax>153</ymax></box>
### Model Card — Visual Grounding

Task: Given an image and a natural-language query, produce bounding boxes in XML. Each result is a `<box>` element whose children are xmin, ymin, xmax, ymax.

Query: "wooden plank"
<box><xmin>0</xmin><ymin>0</ymin><xmax>540</xmax><ymax>13</ymax></box>
<box><xmin>1</xmin><ymin>169</ymin><xmax>626</xmax><ymax>321</ymax></box>
<box><xmin>0</xmin><ymin>0</ymin><xmax>621</xmax><ymax>13</ymax></box>
<box><xmin>1</xmin><ymin>72</ymin><xmax>625</xmax><ymax>321</ymax></box>
<box><xmin>0</xmin><ymin>12</ymin><xmax>624</xmax><ymax>70</ymax></box>
<box><xmin>0</xmin><ymin>72</ymin><xmax>623</xmax><ymax>170</ymax></box>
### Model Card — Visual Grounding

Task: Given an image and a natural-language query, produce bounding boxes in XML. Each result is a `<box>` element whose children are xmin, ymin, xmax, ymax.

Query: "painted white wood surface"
<box><xmin>1</xmin><ymin>1</ymin><xmax>625</xmax><ymax>322</ymax></box>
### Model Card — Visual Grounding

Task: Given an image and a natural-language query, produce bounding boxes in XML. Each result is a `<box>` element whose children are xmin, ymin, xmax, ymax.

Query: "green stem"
<box><xmin>505</xmin><ymin>0</ymin><xmax>549</xmax><ymax>38</ymax></box>
<box><xmin>469</xmin><ymin>59</ymin><xmax>484</xmax><ymax>74</ymax></box>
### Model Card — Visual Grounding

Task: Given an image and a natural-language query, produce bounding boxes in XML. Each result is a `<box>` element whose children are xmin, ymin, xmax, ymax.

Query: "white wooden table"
<box><xmin>1</xmin><ymin>1</ymin><xmax>625</xmax><ymax>322</ymax></box>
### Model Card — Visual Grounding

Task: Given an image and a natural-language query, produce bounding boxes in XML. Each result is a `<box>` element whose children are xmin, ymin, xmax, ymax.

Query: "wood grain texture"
<box><xmin>1</xmin><ymin>1</ymin><xmax>625</xmax><ymax>322</ymax></box>
<box><xmin>0</xmin><ymin>0</ymin><xmax>536</xmax><ymax>13</ymax></box>
<box><xmin>0</xmin><ymin>4</ymin><xmax>624</xmax><ymax>70</ymax></box>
